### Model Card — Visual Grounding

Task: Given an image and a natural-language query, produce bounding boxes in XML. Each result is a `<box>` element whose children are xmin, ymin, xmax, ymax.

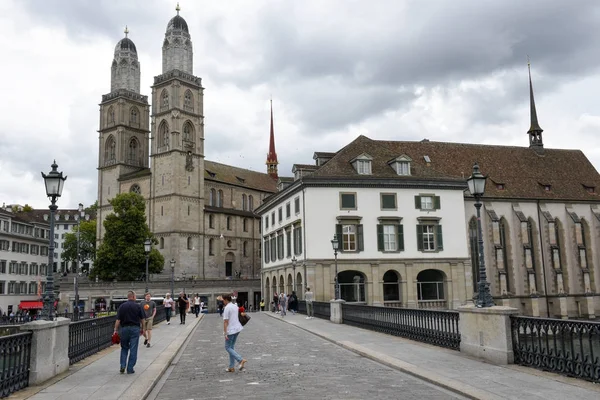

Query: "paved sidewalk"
<box><xmin>265</xmin><ymin>312</ymin><xmax>600</xmax><ymax>400</ymax></box>
<box><xmin>11</xmin><ymin>315</ymin><xmax>202</xmax><ymax>400</ymax></box>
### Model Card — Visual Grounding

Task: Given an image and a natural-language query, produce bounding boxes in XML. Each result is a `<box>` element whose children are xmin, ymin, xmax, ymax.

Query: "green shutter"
<box><xmin>297</xmin><ymin>227</ymin><xmax>303</xmax><ymax>254</ymax></box>
<box><xmin>397</xmin><ymin>224</ymin><xmax>404</xmax><ymax>251</ymax></box>
<box><xmin>416</xmin><ymin>225</ymin><xmax>423</xmax><ymax>251</ymax></box>
<box><xmin>336</xmin><ymin>224</ymin><xmax>343</xmax><ymax>252</ymax></box>
<box><xmin>357</xmin><ymin>224</ymin><xmax>364</xmax><ymax>251</ymax></box>
<box><xmin>414</xmin><ymin>195</ymin><xmax>421</xmax><ymax>209</ymax></box>
<box><xmin>436</xmin><ymin>225</ymin><xmax>444</xmax><ymax>251</ymax></box>
<box><xmin>377</xmin><ymin>225</ymin><xmax>384</xmax><ymax>251</ymax></box>
<box><xmin>434</xmin><ymin>196</ymin><xmax>441</xmax><ymax>210</ymax></box>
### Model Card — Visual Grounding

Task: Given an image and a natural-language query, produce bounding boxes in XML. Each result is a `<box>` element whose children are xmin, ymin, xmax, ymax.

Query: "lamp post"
<box><xmin>170</xmin><ymin>258</ymin><xmax>176</xmax><ymax>298</ymax></box>
<box><xmin>467</xmin><ymin>162</ymin><xmax>495</xmax><ymax>308</ymax></box>
<box><xmin>331</xmin><ymin>234</ymin><xmax>340</xmax><ymax>300</ymax></box>
<box><xmin>41</xmin><ymin>161</ymin><xmax>67</xmax><ymax>320</ymax></box>
<box><xmin>144</xmin><ymin>238</ymin><xmax>152</xmax><ymax>294</ymax></box>
<box><xmin>74</xmin><ymin>203</ymin><xmax>89</xmax><ymax>321</ymax></box>
<box><xmin>291</xmin><ymin>256</ymin><xmax>297</xmax><ymax>293</ymax></box>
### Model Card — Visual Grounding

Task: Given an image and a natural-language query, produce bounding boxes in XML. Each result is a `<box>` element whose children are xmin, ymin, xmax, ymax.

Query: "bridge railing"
<box><xmin>0</xmin><ymin>331</ymin><xmax>32</xmax><ymax>398</ymax></box>
<box><xmin>297</xmin><ymin>301</ymin><xmax>331</xmax><ymax>320</ymax></box>
<box><xmin>511</xmin><ymin>316</ymin><xmax>600</xmax><ymax>383</ymax></box>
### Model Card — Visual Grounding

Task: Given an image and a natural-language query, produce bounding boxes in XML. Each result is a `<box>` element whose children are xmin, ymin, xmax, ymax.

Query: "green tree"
<box><xmin>92</xmin><ymin>193</ymin><xmax>164</xmax><ymax>281</ymax></box>
<box><xmin>21</xmin><ymin>204</ymin><xmax>33</xmax><ymax>212</ymax></box>
<box><xmin>61</xmin><ymin>220</ymin><xmax>97</xmax><ymax>272</ymax></box>
<box><xmin>86</xmin><ymin>200</ymin><xmax>98</xmax><ymax>213</ymax></box>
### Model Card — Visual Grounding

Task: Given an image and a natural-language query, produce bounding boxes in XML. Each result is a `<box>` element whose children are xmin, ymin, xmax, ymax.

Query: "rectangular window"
<box><xmin>286</xmin><ymin>203</ymin><xmax>291</xmax><ymax>219</ymax></box>
<box><xmin>293</xmin><ymin>226</ymin><xmax>303</xmax><ymax>255</ymax></box>
<box><xmin>416</xmin><ymin>224</ymin><xmax>443</xmax><ymax>252</ymax></box>
<box><xmin>294</xmin><ymin>197</ymin><xmax>300</xmax><ymax>214</ymax></box>
<box><xmin>340</xmin><ymin>193</ymin><xmax>357</xmax><ymax>210</ymax></box>
<box><xmin>286</xmin><ymin>229</ymin><xmax>292</xmax><ymax>257</ymax></box>
<box><xmin>395</xmin><ymin>161</ymin><xmax>410</xmax><ymax>176</ymax></box>
<box><xmin>0</xmin><ymin>281</ymin><xmax>4</xmax><ymax>295</ymax></box>
<box><xmin>271</xmin><ymin>212</ymin><xmax>275</xmax><ymax>226</ymax></box>
<box><xmin>8</xmin><ymin>282</ymin><xmax>15</xmax><ymax>294</ymax></box>
<box><xmin>0</xmin><ymin>240</ymin><xmax>8</xmax><ymax>251</ymax></box>
<box><xmin>264</xmin><ymin>238</ymin><xmax>270</xmax><ymax>263</ymax></box>
<box><xmin>270</xmin><ymin>236</ymin><xmax>277</xmax><ymax>261</ymax></box>
<box><xmin>342</xmin><ymin>225</ymin><xmax>357</xmax><ymax>251</ymax></box>
<box><xmin>357</xmin><ymin>160</ymin><xmax>371</xmax><ymax>175</ymax></box>
<box><xmin>377</xmin><ymin>224</ymin><xmax>405</xmax><ymax>252</ymax></box>
<box><xmin>277</xmin><ymin>233</ymin><xmax>284</xmax><ymax>260</ymax></box>
<box><xmin>0</xmin><ymin>260</ymin><xmax>5</xmax><ymax>273</ymax></box>
<box><xmin>265</xmin><ymin>216</ymin><xmax>269</xmax><ymax>229</ymax></box>
<box><xmin>380</xmin><ymin>193</ymin><xmax>397</xmax><ymax>210</ymax></box>
<box><xmin>278</xmin><ymin>207</ymin><xmax>283</xmax><ymax>223</ymax></box>
<box><xmin>415</xmin><ymin>195</ymin><xmax>440</xmax><ymax>210</ymax></box>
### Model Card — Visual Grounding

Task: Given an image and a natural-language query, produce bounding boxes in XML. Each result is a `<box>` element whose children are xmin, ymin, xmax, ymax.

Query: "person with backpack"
<box><xmin>222</xmin><ymin>294</ymin><xmax>247</xmax><ymax>372</ymax></box>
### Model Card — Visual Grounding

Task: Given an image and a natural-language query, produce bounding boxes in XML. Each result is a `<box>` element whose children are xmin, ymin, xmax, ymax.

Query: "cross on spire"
<box><xmin>124</xmin><ymin>25</ymin><xmax>129</xmax><ymax>38</ymax></box>
<box><xmin>176</xmin><ymin>2</ymin><xmax>180</xmax><ymax>15</ymax></box>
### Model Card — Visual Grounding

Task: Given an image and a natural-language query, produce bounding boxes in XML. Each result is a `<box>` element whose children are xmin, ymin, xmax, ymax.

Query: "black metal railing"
<box><xmin>154</xmin><ymin>306</ymin><xmax>166</xmax><ymax>324</ymax></box>
<box><xmin>511</xmin><ymin>316</ymin><xmax>600</xmax><ymax>383</ymax></box>
<box><xmin>0</xmin><ymin>332</ymin><xmax>32</xmax><ymax>398</ymax></box>
<box><xmin>296</xmin><ymin>301</ymin><xmax>331</xmax><ymax>320</ymax></box>
<box><xmin>69</xmin><ymin>315</ymin><xmax>117</xmax><ymax>365</ymax></box>
<box><xmin>342</xmin><ymin>304</ymin><xmax>461</xmax><ymax>350</ymax></box>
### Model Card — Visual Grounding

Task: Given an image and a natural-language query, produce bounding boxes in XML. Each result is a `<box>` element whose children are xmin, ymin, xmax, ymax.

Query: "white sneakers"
<box><xmin>167</xmin><ymin>321</ymin><xmax>170</xmax><ymax>325</ymax></box>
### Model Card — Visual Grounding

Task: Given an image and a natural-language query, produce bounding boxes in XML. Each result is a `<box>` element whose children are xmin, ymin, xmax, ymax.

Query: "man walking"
<box><xmin>177</xmin><ymin>292</ymin><xmax>189</xmax><ymax>324</ymax></box>
<box><xmin>222</xmin><ymin>294</ymin><xmax>246</xmax><ymax>372</ymax></box>
<box><xmin>114</xmin><ymin>291</ymin><xmax>145</xmax><ymax>374</ymax></box>
<box><xmin>305</xmin><ymin>287</ymin><xmax>314</xmax><ymax>319</ymax></box>
<box><xmin>140</xmin><ymin>293</ymin><xmax>156</xmax><ymax>347</ymax></box>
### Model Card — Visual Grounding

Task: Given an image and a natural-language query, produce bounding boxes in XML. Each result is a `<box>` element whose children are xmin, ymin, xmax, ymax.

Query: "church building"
<box><xmin>96</xmin><ymin>5</ymin><xmax>277</xmax><ymax>284</ymax></box>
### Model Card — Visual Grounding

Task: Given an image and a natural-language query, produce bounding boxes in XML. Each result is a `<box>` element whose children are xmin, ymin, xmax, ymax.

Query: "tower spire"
<box><xmin>266</xmin><ymin>99</ymin><xmax>279</xmax><ymax>180</ymax></box>
<box><xmin>176</xmin><ymin>2</ymin><xmax>180</xmax><ymax>15</ymax></box>
<box><xmin>527</xmin><ymin>57</ymin><xmax>544</xmax><ymax>150</ymax></box>
<box><xmin>124</xmin><ymin>25</ymin><xmax>129</xmax><ymax>38</ymax></box>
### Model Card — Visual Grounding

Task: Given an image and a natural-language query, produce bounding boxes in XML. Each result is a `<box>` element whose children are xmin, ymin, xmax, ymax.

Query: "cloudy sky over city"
<box><xmin>1</xmin><ymin>0</ymin><xmax>600</xmax><ymax>209</ymax></box>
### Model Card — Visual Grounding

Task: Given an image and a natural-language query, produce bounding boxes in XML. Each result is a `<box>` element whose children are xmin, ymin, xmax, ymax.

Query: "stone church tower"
<box><xmin>149</xmin><ymin>5</ymin><xmax>206</xmax><ymax>274</ymax></box>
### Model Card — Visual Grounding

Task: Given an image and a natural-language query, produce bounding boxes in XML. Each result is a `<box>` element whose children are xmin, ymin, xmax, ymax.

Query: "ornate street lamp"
<box><xmin>467</xmin><ymin>162</ymin><xmax>494</xmax><ymax>308</ymax></box>
<box><xmin>144</xmin><ymin>238</ymin><xmax>152</xmax><ymax>294</ymax></box>
<box><xmin>73</xmin><ymin>203</ymin><xmax>89</xmax><ymax>321</ymax></box>
<box><xmin>41</xmin><ymin>161</ymin><xmax>67</xmax><ymax>320</ymax></box>
<box><xmin>170</xmin><ymin>258</ymin><xmax>176</xmax><ymax>299</ymax></box>
<box><xmin>331</xmin><ymin>234</ymin><xmax>340</xmax><ymax>300</ymax></box>
<box><xmin>291</xmin><ymin>256</ymin><xmax>297</xmax><ymax>293</ymax></box>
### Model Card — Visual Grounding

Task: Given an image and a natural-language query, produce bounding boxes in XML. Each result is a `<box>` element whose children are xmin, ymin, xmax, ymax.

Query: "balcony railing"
<box><xmin>69</xmin><ymin>315</ymin><xmax>117</xmax><ymax>365</ymax></box>
<box><xmin>0</xmin><ymin>331</ymin><xmax>32</xmax><ymax>398</ymax></box>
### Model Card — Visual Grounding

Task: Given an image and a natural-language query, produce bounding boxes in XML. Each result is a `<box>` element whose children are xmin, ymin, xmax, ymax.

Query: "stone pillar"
<box><xmin>558</xmin><ymin>295</ymin><xmax>568</xmax><ymax>319</ymax></box>
<box><xmin>585</xmin><ymin>295</ymin><xmax>596</xmax><ymax>319</ymax></box>
<box><xmin>330</xmin><ymin>299</ymin><xmax>345</xmax><ymax>324</ymax></box>
<box><xmin>370</xmin><ymin>263</ymin><xmax>382</xmax><ymax>306</ymax></box>
<box><xmin>458</xmin><ymin>305</ymin><xmax>519</xmax><ymax>365</ymax></box>
<box><xmin>20</xmin><ymin>318</ymin><xmax>71</xmax><ymax>385</ymax></box>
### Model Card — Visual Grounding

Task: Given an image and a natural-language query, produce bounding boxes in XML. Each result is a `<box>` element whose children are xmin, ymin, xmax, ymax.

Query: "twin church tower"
<box><xmin>97</xmin><ymin>5</ymin><xmax>278</xmax><ymax>280</ymax></box>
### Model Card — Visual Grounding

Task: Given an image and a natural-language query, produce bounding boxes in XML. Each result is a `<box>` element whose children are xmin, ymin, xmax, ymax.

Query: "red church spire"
<box><xmin>266</xmin><ymin>99</ymin><xmax>279</xmax><ymax>179</ymax></box>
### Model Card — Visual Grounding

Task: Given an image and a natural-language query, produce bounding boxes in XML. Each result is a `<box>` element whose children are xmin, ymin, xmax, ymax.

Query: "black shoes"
<box><xmin>143</xmin><ymin>339</ymin><xmax>148</xmax><ymax>345</ymax></box>
<box><xmin>120</xmin><ymin>367</ymin><xmax>125</xmax><ymax>374</ymax></box>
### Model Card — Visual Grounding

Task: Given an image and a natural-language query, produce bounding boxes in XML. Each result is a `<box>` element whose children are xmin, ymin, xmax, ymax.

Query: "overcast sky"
<box><xmin>1</xmin><ymin>0</ymin><xmax>600</xmax><ymax>209</ymax></box>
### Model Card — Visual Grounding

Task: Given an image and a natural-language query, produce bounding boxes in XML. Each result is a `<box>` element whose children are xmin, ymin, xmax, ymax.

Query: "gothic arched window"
<box><xmin>108</xmin><ymin>106</ymin><xmax>115</xmax><ymax>124</ymax></box>
<box><xmin>183</xmin><ymin>122</ymin><xmax>194</xmax><ymax>142</ymax></box>
<box><xmin>130</xmin><ymin>107</ymin><xmax>138</xmax><ymax>124</ymax></box>
<box><xmin>187</xmin><ymin>237</ymin><xmax>193</xmax><ymax>250</ymax></box>
<box><xmin>105</xmin><ymin>135</ymin><xmax>116</xmax><ymax>164</ymax></box>
<box><xmin>209</xmin><ymin>238</ymin><xmax>214</xmax><ymax>255</ymax></box>
<box><xmin>248</xmin><ymin>195</ymin><xmax>254</xmax><ymax>212</ymax></box>
<box><xmin>209</xmin><ymin>189</ymin><xmax>216</xmax><ymax>206</ymax></box>
<box><xmin>161</xmin><ymin>90</ymin><xmax>169</xmax><ymax>108</ymax></box>
<box><xmin>217</xmin><ymin>190</ymin><xmax>223</xmax><ymax>207</ymax></box>
<box><xmin>242</xmin><ymin>194</ymin><xmax>247</xmax><ymax>211</ymax></box>
<box><xmin>159</xmin><ymin>122</ymin><xmax>169</xmax><ymax>148</ymax></box>
<box><xmin>184</xmin><ymin>90</ymin><xmax>193</xmax><ymax>110</ymax></box>
<box><xmin>128</xmin><ymin>138</ymin><xmax>139</xmax><ymax>164</ymax></box>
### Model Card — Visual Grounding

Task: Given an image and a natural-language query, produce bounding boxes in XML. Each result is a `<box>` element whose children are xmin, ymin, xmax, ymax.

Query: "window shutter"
<box><xmin>434</xmin><ymin>196</ymin><xmax>441</xmax><ymax>210</ymax></box>
<box><xmin>377</xmin><ymin>225</ymin><xmax>384</xmax><ymax>251</ymax></box>
<box><xmin>414</xmin><ymin>195</ymin><xmax>421</xmax><ymax>209</ymax></box>
<box><xmin>397</xmin><ymin>224</ymin><xmax>404</xmax><ymax>251</ymax></box>
<box><xmin>436</xmin><ymin>225</ymin><xmax>444</xmax><ymax>251</ymax></box>
<box><xmin>357</xmin><ymin>224</ymin><xmax>364</xmax><ymax>251</ymax></box>
<box><xmin>297</xmin><ymin>227</ymin><xmax>303</xmax><ymax>254</ymax></box>
<box><xmin>336</xmin><ymin>224</ymin><xmax>343</xmax><ymax>252</ymax></box>
<box><xmin>416</xmin><ymin>225</ymin><xmax>423</xmax><ymax>251</ymax></box>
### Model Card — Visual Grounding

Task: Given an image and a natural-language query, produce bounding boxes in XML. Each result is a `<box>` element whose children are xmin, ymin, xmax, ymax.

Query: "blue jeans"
<box><xmin>225</xmin><ymin>332</ymin><xmax>243</xmax><ymax>368</ymax></box>
<box><xmin>165</xmin><ymin>308</ymin><xmax>172</xmax><ymax>322</ymax></box>
<box><xmin>120</xmin><ymin>326</ymin><xmax>140</xmax><ymax>372</ymax></box>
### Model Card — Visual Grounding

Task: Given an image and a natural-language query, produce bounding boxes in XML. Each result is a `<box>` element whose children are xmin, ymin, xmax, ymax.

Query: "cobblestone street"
<box><xmin>154</xmin><ymin>313</ymin><xmax>466</xmax><ymax>400</ymax></box>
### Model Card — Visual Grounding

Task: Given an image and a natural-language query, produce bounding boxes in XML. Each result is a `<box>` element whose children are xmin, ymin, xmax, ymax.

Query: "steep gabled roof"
<box><xmin>205</xmin><ymin>160</ymin><xmax>277</xmax><ymax>193</ymax></box>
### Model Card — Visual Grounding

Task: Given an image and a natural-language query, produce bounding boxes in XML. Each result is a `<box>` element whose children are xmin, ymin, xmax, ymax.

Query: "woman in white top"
<box><xmin>193</xmin><ymin>294</ymin><xmax>201</xmax><ymax>318</ymax></box>
<box><xmin>163</xmin><ymin>293</ymin><xmax>175</xmax><ymax>325</ymax></box>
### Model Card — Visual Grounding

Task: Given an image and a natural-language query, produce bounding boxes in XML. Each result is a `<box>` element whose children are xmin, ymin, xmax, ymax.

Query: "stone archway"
<box><xmin>295</xmin><ymin>272</ymin><xmax>303</xmax><ymax>294</ymax></box>
<box><xmin>382</xmin><ymin>270</ymin><xmax>401</xmax><ymax>302</ymax></box>
<box><xmin>416</xmin><ymin>269</ymin><xmax>447</xmax><ymax>309</ymax></box>
<box><xmin>338</xmin><ymin>270</ymin><xmax>367</xmax><ymax>303</ymax></box>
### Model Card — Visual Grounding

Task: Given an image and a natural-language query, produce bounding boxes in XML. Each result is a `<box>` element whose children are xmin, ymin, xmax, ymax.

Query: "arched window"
<box><xmin>209</xmin><ymin>214</ymin><xmax>214</xmax><ymax>228</ymax></box>
<box><xmin>159</xmin><ymin>237</ymin><xmax>164</xmax><ymax>249</ymax></box>
<box><xmin>499</xmin><ymin>218</ymin><xmax>511</xmax><ymax>294</ymax></box>
<box><xmin>130</xmin><ymin>107</ymin><xmax>138</xmax><ymax>124</ymax></box>
<box><xmin>183</xmin><ymin>122</ymin><xmax>194</xmax><ymax>142</ymax></box>
<box><xmin>184</xmin><ymin>90</ymin><xmax>193</xmax><ymax>110</ymax></box>
<box><xmin>217</xmin><ymin>190</ymin><xmax>223</xmax><ymax>207</ymax></box>
<box><xmin>243</xmin><ymin>218</ymin><xmax>248</xmax><ymax>232</ymax></box>
<box><xmin>226</xmin><ymin>216</ymin><xmax>231</xmax><ymax>230</ymax></box>
<box><xmin>209</xmin><ymin>189</ymin><xmax>216</xmax><ymax>206</ymax></box>
<box><xmin>416</xmin><ymin>269</ymin><xmax>445</xmax><ymax>302</ymax></box>
<box><xmin>128</xmin><ymin>138</ymin><xmax>139</xmax><ymax>165</ymax></box>
<box><xmin>161</xmin><ymin>90</ymin><xmax>169</xmax><ymax>108</ymax></box>
<box><xmin>468</xmin><ymin>218</ymin><xmax>479</xmax><ymax>292</ymax></box>
<box><xmin>209</xmin><ymin>238</ymin><xmax>214</xmax><ymax>255</ymax></box>
<box><xmin>159</xmin><ymin>122</ymin><xmax>169</xmax><ymax>148</ymax></box>
<box><xmin>383</xmin><ymin>270</ymin><xmax>400</xmax><ymax>301</ymax></box>
<box><xmin>248</xmin><ymin>195</ymin><xmax>254</xmax><ymax>212</ymax></box>
<box><xmin>187</xmin><ymin>237</ymin><xmax>192</xmax><ymax>250</ymax></box>
<box><xmin>105</xmin><ymin>135</ymin><xmax>116</xmax><ymax>164</ymax></box>
<box><xmin>130</xmin><ymin>184</ymin><xmax>141</xmax><ymax>194</ymax></box>
<box><xmin>242</xmin><ymin>194</ymin><xmax>247</xmax><ymax>211</ymax></box>
<box><xmin>243</xmin><ymin>241</ymin><xmax>248</xmax><ymax>257</ymax></box>
<box><xmin>108</xmin><ymin>106</ymin><xmax>115</xmax><ymax>124</ymax></box>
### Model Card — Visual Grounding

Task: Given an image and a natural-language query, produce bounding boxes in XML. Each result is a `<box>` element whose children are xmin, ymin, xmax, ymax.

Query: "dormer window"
<box><xmin>351</xmin><ymin>153</ymin><xmax>373</xmax><ymax>175</ymax></box>
<box><xmin>583</xmin><ymin>184</ymin><xmax>595</xmax><ymax>194</ymax></box>
<box><xmin>389</xmin><ymin>155</ymin><xmax>412</xmax><ymax>176</ymax></box>
<box><xmin>496</xmin><ymin>184</ymin><xmax>505</xmax><ymax>190</ymax></box>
